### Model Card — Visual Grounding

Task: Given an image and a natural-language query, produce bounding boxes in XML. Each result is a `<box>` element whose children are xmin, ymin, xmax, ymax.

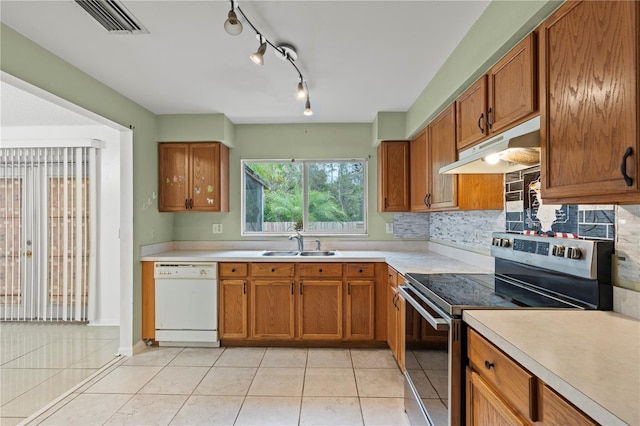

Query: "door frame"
<box><xmin>1</xmin><ymin>72</ymin><xmax>134</xmax><ymax>356</ymax></box>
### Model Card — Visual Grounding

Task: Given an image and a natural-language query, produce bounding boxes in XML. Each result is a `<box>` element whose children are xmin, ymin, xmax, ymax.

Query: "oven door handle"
<box><xmin>398</xmin><ymin>286</ymin><xmax>450</xmax><ymax>332</ymax></box>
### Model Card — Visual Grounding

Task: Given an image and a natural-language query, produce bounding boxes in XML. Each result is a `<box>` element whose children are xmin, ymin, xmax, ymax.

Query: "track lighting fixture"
<box><xmin>223</xmin><ymin>0</ymin><xmax>313</xmax><ymax>117</ymax></box>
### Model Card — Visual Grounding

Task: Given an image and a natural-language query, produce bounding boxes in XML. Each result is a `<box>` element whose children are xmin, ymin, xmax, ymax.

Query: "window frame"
<box><xmin>241</xmin><ymin>158</ymin><xmax>368</xmax><ymax>237</ymax></box>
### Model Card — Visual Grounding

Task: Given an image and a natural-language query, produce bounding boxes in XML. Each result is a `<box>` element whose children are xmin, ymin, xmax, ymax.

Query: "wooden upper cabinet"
<box><xmin>377</xmin><ymin>141</ymin><xmax>410</xmax><ymax>212</ymax></box>
<box><xmin>456</xmin><ymin>33</ymin><xmax>538</xmax><ymax>152</ymax></box>
<box><xmin>410</xmin><ymin>104</ymin><xmax>457</xmax><ymax>211</ymax></box>
<box><xmin>409</xmin><ymin>128</ymin><xmax>429</xmax><ymax>212</ymax></box>
<box><xmin>539</xmin><ymin>0</ymin><xmax>640</xmax><ymax>204</ymax></box>
<box><xmin>428</xmin><ymin>104</ymin><xmax>457</xmax><ymax>210</ymax></box>
<box><xmin>456</xmin><ymin>76</ymin><xmax>488</xmax><ymax>151</ymax></box>
<box><xmin>158</xmin><ymin>142</ymin><xmax>229</xmax><ymax>212</ymax></box>
<box><xmin>487</xmin><ymin>33</ymin><xmax>537</xmax><ymax>135</ymax></box>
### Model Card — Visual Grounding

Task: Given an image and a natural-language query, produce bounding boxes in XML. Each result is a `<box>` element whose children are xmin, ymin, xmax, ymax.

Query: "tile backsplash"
<box><xmin>505</xmin><ymin>166</ymin><xmax>615</xmax><ymax>240</ymax></box>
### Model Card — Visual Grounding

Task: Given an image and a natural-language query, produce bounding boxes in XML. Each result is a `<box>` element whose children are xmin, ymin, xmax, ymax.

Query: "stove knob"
<box><xmin>500</xmin><ymin>238</ymin><xmax>511</xmax><ymax>248</ymax></box>
<box><xmin>552</xmin><ymin>245</ymin><xmax>565</xmax><ymax>257</ymax></box>
<box><xmin>567</xmin><ymin>247</ymin><xmax>582</xmax><ymax>259</ymax></box>
<box><xmin>492</xmin><ymin>237</ymin><xmax>501</xmax><ymax>247</ymax></box>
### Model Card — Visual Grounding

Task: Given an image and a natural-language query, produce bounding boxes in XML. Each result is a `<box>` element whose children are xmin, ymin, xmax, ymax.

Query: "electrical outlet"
<box><xmin>212</xmin><ymin>224</ymin><xmax>223</xmax><ymax>234</ymax></box>
<box><xmin>386</xmin><ymin>223</ymin><xmax>394</xmax><ymax>234</ymax></box>
<box><xmin>474</xmin><ymin>229</ymin><xmax>480</xmax><ymax>241</ymax></box>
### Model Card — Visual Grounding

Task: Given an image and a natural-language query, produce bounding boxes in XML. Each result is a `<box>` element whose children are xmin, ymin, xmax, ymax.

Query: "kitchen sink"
<box><xmin>261</xmin><ymin>250</ymin><xmax>337</xmax><ymax>257</ymax></box>
<box><xmin>261</xmin><ymin>251</ymin><xmax>299</xmax><ymax>256</ymax></box>
<box><xmin>299</xmin><ymin>251</ymin><xmax>336</xmax><ymax>256</ymax></box>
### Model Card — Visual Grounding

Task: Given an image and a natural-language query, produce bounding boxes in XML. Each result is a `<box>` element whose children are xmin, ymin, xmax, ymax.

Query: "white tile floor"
<box><xmin>7</xmin><ymin>338</ymin><xmax>411</xmax><ymax>426</ymax></box>
<box><xmin>1</xmin><ymin>322</ymin><xmax>121</xmax><ymax>426</ymax></box>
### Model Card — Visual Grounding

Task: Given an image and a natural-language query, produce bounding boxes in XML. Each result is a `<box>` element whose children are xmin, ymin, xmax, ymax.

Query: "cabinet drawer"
<box><xmin>345</xmin><ymin>263</ymin><xmax>375</xmax><ymax>278</ymax></box>
<box><xmin>219</xmin><ymin>263</ymin><xmax>248</xmax><ymax>278</ymax></box>
<box><xmin>298</xmin><ymin>263</ymin><xmax>343</xmax><ymax>278</ymax></box>
<box><xmin>468</xmin><ymin>328</ymin><xmax>537</xmax><ymax>422</ymax></box>
<box><xmin>250</xmin><ymin>263</ymin><xmax>295</xmax><ymax>277</ymax></box>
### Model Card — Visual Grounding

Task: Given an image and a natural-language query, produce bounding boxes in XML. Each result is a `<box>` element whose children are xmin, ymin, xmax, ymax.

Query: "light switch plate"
<box><xmin>212</xmin><ymin>224</ymin><xmax>223</xmax><ymax>234</ymax></box>
<box><xmin>386</xmin><ymin>223</ymin><xmax>394</xmax><ymax>234</ymax></box>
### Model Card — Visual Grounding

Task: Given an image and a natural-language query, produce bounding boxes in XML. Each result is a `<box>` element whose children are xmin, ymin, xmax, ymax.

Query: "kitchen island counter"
<box><xmin>463</xmin><ymin>309</ymin><xmax>640</xmax><ymax>426</ymax></box>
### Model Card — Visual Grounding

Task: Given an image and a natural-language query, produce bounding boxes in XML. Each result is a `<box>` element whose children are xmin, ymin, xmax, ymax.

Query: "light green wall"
<box><xmin>173</xmin><ymin>123</ymin><xmax>395</xmax><ymax>241</ymax></box>
<box><xmin>406</xmin><ymin>0</ymin><xmax>563</xmax><ymax>137</ymax></box>
<box><xmin>157</xmin><ymin>114</ymin><xmax>235</xmax><ymax>147</ymax></box>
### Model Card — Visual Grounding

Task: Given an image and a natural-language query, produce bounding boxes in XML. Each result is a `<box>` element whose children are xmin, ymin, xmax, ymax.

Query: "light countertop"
<box><xmin>140</xmin><ymin>248</ymin><xmax>493</xmax><ymax>276</ymax></box>
<box><xmin>463</xmin><ymin>310</ymin><xmax>640</xmax><ymax>426</ymax></box>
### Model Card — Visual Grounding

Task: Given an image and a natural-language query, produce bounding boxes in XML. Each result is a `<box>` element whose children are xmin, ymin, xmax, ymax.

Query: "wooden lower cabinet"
<box><xmin>386</xmin><ymin>266</ymin><xmax>405</xmax><ymax>371</ymax></box>
<box><xmin>299</xmin><ymin>280</ymin><xmax>342</xmax><ymax>339</ymax></box>
<box><xmin>345</xmin><ymin>280</ymin><xmax>375</xmax><ymax>340</ymax></box>
<box><xmin>141</xmin><ymin>261</ymin><xmax>155</xmax><ymax>340</ymax></box>
<box><xmin>467</xmin><ymin>327</ymin><xmax>597</xmax><ymax>426</ymax></box>
<box><xmin>466</xmin><ymin>368</ymin><xmax>527</xmax><ymax>426</ymax></box>
<box><xmin>251</xmin><ymin>279</ymin><xmax>295</xmax><ymax>339</ymax></box>
<box><xmin>217</xmin><ymin>261</ymin><xmax>381</xmax><ymax>343</ymax></box>
<box><xmin>219</xmin><ymin>279</ymin><xmax>248</xmax><ymax>339</ymax></box>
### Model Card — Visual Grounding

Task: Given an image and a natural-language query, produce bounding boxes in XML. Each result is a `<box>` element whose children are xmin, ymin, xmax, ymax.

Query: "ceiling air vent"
<box><xmin>75</xmin><ymin>0</ymin><xmax>149</xmax><ymax>34</ymax></box>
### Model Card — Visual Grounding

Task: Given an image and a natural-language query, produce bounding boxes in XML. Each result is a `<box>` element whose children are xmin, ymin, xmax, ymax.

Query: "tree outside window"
<box><xmin>242</xmin><ymin>159</ymin><xmax>367</xmax><ymax>235</ymax></box>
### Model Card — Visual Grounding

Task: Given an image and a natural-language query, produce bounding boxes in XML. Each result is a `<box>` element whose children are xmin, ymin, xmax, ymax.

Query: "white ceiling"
<box><xmin>0</xmin><ymin>0</ymin><xmax>490</xmax><ymax>125</ymax></box>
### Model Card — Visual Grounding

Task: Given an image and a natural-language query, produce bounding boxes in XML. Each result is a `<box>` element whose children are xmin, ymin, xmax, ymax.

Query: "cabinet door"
<box><xmin>487</xmin><ymin>33</ymin><xmax>537</xmax><ymax>134</ymax></box>
<box><xmin>141</xmin><ymin>262</ymin><xmax>155</xmax><ymax>340</ymax></box>
<box><xmin>539</xmin><ymin>0</ymin><xmax>640</xmax><ymax>203</ymax></box>
<box><xmin>377</xmin><ymin>141</ymin><xmax>410</xmax><ymax>212</ymax></box>
<box><xmin>190</xmin><ymin>143</ymin><xmax>221</xmax><ymax>211</ymax></box>
<box><xmin>456</xmin><ymin>75</ymin><xmax>488</xmax><ymax>151</ymax></box>
<box><xmin>396</xmin><ymin>293</ymin><xmax>406</xmax><ymax>372</ymax></box>
<box><xmin>251</xmin><ymin>279</ymin><xmax>295</xmax><ymax>339</ymax></box>
<box><xmin>299</xmin><ymin>280</ymin><xmax>342</xmax><ymax>340</ymax></box>
<box><xmin>345</xmin><ymin>280</ymin><xmax>374</xmax><ymax>340</ymax></box>
<box><xmin>387</xmin><ymin>285</ymin><xmax>398</xmax><ymax>359</ymax></box>
<box><xmin>428</xmin><ymin>104</ymin><xmax>457</xmax><ymax>210</ymax></box>
<box><xmin>219</xmin><ymin>279</ymin><xmax>248</xmax><ymax>339</ymax></box>
<box><xmin>409</xmin><ymin>129</ymin><xmax>429</xmax><ymax>212</ymax></box>
<box><xmin>466</xmin><ymin>368</ymin><xmax>528</xmax><ymax>426</ymax></box>
<box><xmin>158</xmin><ymin>143</ymin><xmax>190</xmax><ymax>211</ymax></box>
<box><xmin>538</xmin><ymin>384</ymin><xmax>597</xmax><ymax>425</ymax></box>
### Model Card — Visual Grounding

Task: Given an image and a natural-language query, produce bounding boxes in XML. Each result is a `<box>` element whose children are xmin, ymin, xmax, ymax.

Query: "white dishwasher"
<box><xmin>154</xmin><ymin>262</ymin><xmax>219</xmax><ymax>347</ymax></box>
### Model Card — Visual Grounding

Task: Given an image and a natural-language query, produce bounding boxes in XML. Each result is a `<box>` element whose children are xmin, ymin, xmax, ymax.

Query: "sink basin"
<box><xmin>262</xmin><ymin>251</ymin><xmax>299</xmax><ymax>256</ymax></box>
<box><xmin>299</xmin><ymin>251</ymin><xmax>336</xmax><ymax>256</ymax></box>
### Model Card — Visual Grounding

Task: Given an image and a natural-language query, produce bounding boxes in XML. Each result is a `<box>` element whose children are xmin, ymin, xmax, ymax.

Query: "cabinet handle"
<box><xmin>299</xmin><ymin>282</ymin><xmax>303</xmax><ymax>295</ymax></box>
<box><xmin>484</xmin><ymin>360</ymin><xmax>495</xmax><ymax>370</ymax></box>
<box><xmin>184</xmin><ymin>198</ymin><xmax>189</xmax><ymax>210</ymax></box>
<box><xmin>292</xmin><ymin>282</ymin><xmax>295</xmax><ymax>295</ymax></box>
<box><xmin>271</xmin><ymin>268</ymin><xmax>275</xmax><ymax>272</ymax></box>
<box><xmin>477</xmin><ymin>113</ymin><xmax>485</xmax><ymax>133</ymax></box>
<box><xmin>243</xmin><ymin>282</ymin><xmax>246</xmax><ymax>294</ymax></box>
<box><xmin>348</xmin><ymin>282</ymin><xmax>351</xmax><ymax>295</ymax></box>
<box><xmin>425</xmin><ymin>193</ymin><xmax>432</xmax><ymax>208</ymax></box>
<box><xmin>231</xmin><ymin>268</ymin><xmax>236</xmax><ymax>272</ymax></box>
<box><xmin>486</xmin><ymin>107</ymin><xmax>493</xmax><ymax>129</ymax></box>
<box><xmin>621</xmin><ymin>147</ymin><xmax>634</xmax><ymax>187</ymax></box>
<box><xmin>384</xmin><ymin>198</ymin><xmax>388</xmax><ymax>209</ymax></box>
<box><xmin>319</xmin><ymin>268</ymin><xmax>323</xmax><ymax>273</ymax></box>
<box><xmin>423</xmin><ymin>194</ymin><xmax>429</xmax><ymax>207</ymax></box>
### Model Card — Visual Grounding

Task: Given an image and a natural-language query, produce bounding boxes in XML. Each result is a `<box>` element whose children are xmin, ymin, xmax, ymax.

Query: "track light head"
<box><xmin>224</xmin><ymin>9</ymin><xmax>243</xmax><ymax>35</ymax></box>
<box><xmin>250</xmin><ymin>39</ymin><xmax>267</xmax><ymax>65</ymax></box>
<box><xmin>304</xmin><ymin>96</ymin><xmax>313</xmax><ymax>116</ymax></box>
<box><xmin>297</xmin><ymin>81</ymin><xmax>306</xmax><ymax>99</ymax></box>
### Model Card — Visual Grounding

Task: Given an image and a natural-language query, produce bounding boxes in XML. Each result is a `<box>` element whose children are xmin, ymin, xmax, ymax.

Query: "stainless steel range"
<box><xmin>398</xmin><ymin>232</ymin><xmax>613</xmax><ymax>426</ymax></box>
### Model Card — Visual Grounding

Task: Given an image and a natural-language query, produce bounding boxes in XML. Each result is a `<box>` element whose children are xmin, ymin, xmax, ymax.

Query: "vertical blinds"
<box><xmin>0</xmin><ymin>146</ymin><xmax>97</xmax><ymax>321</ymax></box>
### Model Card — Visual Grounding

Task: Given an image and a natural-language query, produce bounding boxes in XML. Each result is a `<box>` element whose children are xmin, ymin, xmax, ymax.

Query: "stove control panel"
<box><xmin>490</xmin><ymin>232</ymin><xmax>613</xmax><ymax>280</ymax></box>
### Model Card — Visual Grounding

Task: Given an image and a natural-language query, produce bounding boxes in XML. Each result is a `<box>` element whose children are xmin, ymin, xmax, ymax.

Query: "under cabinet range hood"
<box><xmin>440</xmin><ymin>116</ymin><xmax>540</xmax><ymax>174</ymax></box>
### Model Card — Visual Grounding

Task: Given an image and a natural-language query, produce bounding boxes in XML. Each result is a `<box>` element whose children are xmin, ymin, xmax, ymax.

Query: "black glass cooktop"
<box><xmin>403</xmin><ymin>273</ymin><xmax>519</xmax><ymax>316</ymax></box>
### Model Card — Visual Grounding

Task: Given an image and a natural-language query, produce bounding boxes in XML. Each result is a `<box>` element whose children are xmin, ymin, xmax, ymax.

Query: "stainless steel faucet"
<box><xmin>288</xmin><ymin>230</ymin><xmax>304</xmax><ymax>251</ymax></box>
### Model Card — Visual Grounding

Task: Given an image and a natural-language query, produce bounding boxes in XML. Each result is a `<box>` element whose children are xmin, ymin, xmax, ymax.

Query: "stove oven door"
<box><xmin>399</xmin><ymin>285</ymin><xmax>462</xmax><ymax>426</ymax></box>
